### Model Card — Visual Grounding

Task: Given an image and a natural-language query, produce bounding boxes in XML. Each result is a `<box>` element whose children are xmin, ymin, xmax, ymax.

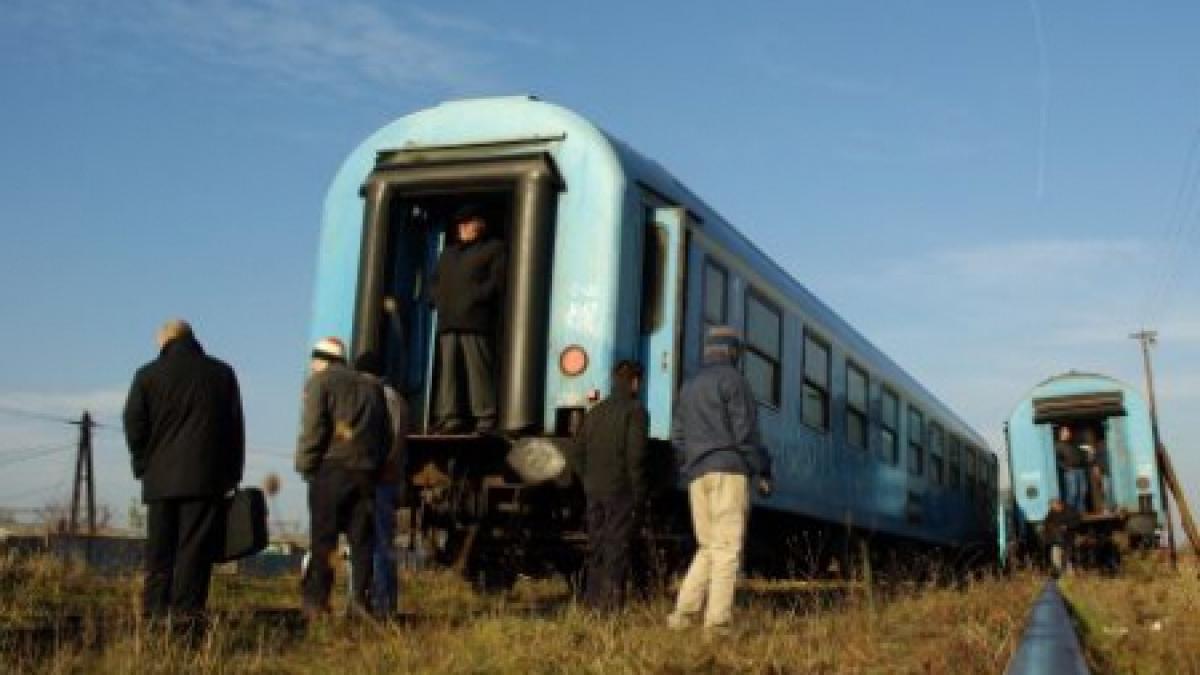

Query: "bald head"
<box><xmin>157</xmin><ymin>319</ymin><xmax>194</xmax><ymax>349</ymax></box>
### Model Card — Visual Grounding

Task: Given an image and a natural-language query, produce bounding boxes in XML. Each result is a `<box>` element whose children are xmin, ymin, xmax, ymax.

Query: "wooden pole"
<box><xmin>1131</xmin><ymin>330</ymin><xmax>1178</xmax><ymax>570</ymax></box>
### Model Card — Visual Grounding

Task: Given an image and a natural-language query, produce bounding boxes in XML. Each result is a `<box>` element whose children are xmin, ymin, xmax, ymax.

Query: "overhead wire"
<box><xmin>0</xmin><ymin>444</ymin><xmax>74</xmax><ymax>469</ymax></box>
<box><xmin>1142</xmin><ymin>124</ymin><xmax>1200</xmax><ymax>329</ymax></box>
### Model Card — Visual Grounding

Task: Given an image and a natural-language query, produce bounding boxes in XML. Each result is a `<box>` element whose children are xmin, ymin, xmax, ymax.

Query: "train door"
<box><xmin>639</xmin><ymin>206</ymin><xmax>689</xmax><ymax>437</ymax></box>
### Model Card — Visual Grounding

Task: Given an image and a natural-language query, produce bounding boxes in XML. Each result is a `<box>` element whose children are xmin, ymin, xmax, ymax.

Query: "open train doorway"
<box><xmin>376</xmin><ymin>192</ymin><xmax>513</xmax><ymax>433</ymax></box>
<box><xmin>352</xmin><ymin>151</ymin><xmax>563</xmax><ymax>435</ymax></box>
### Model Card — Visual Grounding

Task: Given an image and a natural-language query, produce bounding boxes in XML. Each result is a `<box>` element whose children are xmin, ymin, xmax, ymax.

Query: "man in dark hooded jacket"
<box><xmin>667</xmin><ymin>326</ymin><xmax>772</xmax><ymax>634</ymax></box>
<box><xmin>123</xmin><ymin>319</ymin><xmax>244</xmax><ymax>620</ymax></box>
<box><xmin>573</xmin><ymin>360</ymin><xmax>649</xmax><ymax>611</ymax></box>
<box><xmin>430</xmin><ymin>205</ymin><xmax>506</xmax><ymax>433</ymax></box>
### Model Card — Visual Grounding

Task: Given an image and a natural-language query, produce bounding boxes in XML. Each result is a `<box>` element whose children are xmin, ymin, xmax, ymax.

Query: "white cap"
<box><xmin>311</xmin><ymin>336</ymin><xmax>346</xmax><ymax>362</ymax></box>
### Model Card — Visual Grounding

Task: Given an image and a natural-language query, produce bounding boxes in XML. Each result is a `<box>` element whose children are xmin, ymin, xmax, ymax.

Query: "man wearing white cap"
<box><xmin>295</xmin><ymin>336</ymin><xmax>391</xmax><ymax>617</ymax></box>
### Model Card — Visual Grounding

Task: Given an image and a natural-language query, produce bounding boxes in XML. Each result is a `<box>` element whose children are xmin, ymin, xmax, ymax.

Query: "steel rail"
<box><xmin>1005</xmin><ymin>580</ymin><xmax>1090</xmax><ymax>675</ymax></box>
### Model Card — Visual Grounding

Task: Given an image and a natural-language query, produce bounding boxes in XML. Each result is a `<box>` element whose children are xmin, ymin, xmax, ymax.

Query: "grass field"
<box><xmin>1060</xmin><ymin>556</ymin><xmax>1200</xmax><ymax>674</ymax></box>
<box><xmin>10</xmin><ymin>552</ymin><xmax>1195</xmax><ymax>674</ymax></box>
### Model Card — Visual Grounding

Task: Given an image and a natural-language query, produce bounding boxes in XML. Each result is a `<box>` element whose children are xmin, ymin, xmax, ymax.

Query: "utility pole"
<box><xmin>1130</xmin><ymin>330</ymin><xmax>1177</xmax><ymax>571</ymax></box>
<box><xmin>68</xmin><ymin>411</ymin><xmax>97</xmax><ymax>536</ymax></box>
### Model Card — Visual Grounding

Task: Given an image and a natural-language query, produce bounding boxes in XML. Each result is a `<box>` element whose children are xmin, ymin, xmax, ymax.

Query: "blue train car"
<box><xmin>310</xmin><ymin>96</ymin><xmax>998</xmax><ymax>579</ymax></box>
<box><xmin>1006</xmin><ymin>371</ymin><xmax>1163</xmax><ymax>556</ymax></box>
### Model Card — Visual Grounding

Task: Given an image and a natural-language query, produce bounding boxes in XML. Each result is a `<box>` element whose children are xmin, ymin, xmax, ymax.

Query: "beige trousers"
<box><xmin>673</xmin><ymin>472</ymin><xmax>750</xmax><ymax>627</ymax></box>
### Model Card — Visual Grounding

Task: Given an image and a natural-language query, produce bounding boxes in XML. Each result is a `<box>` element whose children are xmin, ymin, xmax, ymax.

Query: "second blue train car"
<box><xmin>310</xmin><ymin>96</ymin><xmax>999</xmax><ymax>581</ymax></box>
<box><xmin>1006</xmin><ymin>371</ymin><xmax>1163</xmax><ymax>560</ymax></box>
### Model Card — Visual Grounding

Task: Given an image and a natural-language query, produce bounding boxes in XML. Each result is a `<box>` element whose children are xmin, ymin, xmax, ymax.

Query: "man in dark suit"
<box><xmin>430</xmin><ymin>205</ymin><xmax>506</xmax><ymax>433</ymax></box>
<box><xmin>123</xmin><ymin>319</ymin><xmax>245</xmax><ymax>621</ymax></box>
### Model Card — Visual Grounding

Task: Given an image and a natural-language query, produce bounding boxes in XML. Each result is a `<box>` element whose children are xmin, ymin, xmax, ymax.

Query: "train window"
<box><xmin>964</xmin><ymin>445</ymin><xmax>977</xmax><ymax>497</ymax></box>
<box><xmin>845</xmin><ymin>362</ymin><xmax>868</xmax><ymax>449</ymax></box>
<box><xmin>702</xmin><ymin>258</ymin><xmax>729</xmax><ymax>333</ymax></box>
<box><xmin>948</xmin><ymin>436</ymin><xmax>962</xmax><ymax>488</ymax></box>
<box><xmin>928</xmin><ymin>423</ymin><xmax>945</xmax><ymax>486</ymax></box>
<box><xmin>640</xmin><ymin>216</ymin><xmax>668</xmax><ymax>335</ymax></box>
<box><xmin>743</xmin><ymin>289</ymin><xmax>781</xmax><ymax>406</ymax></box>
<box><xmin>802</xmin><ymin>332</ymin><xmax>831</xmax><ymax>430</ymax></box>
<box><xmin>881</xmin><ymin>388</ymin><xmax>899</xmax><ymax>464</ymax></box>
<box><xmin>907</xmin><ymin>407</ymin><xmax>925</xmax><ymax>476</ymax></box>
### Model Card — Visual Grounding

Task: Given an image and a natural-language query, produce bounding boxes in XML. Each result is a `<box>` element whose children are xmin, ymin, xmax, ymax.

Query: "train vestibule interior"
<box><xmin>1053</xmin><ymin>418</ymin><xmax>1115</xmax><ymax>515</ymax></box>
<box><xmin>378</xmin><ymin>190</ymin><xmax>514</xmax><ymax>433</ymax></box>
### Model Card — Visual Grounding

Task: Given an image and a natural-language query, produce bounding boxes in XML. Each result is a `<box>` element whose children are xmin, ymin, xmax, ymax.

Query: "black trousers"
<box><xmin>144</xmin><ymin>497</ymin><xmax>225</xmax><ymax>618</ymax></box>
<box><xmin>584</xmin><ymin>493</ymin><xmax>636</xmax><ymax>611</ymax></box>
<box><xmin>434</xmin><ymin>332</ymin><xmax>497</xmax><ymax>429</ymax></box>
<box><xmin>303</xmin><ymin>465</ymin><xmax>375</xmax><ymax>612</ymax></box>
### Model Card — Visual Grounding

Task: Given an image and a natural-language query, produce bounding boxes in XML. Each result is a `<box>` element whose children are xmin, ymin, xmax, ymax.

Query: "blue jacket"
<box><xmin>671</xmin><ymin>354</ymin><xmax>772</xmax><ymax>482</ymax></box>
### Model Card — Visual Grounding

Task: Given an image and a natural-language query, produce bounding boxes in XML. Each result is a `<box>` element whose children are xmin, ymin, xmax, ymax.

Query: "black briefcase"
<box><xmin>219</xmin><ymin>487</ymin><xmax>269</xmax><ymax>563</ymax></box>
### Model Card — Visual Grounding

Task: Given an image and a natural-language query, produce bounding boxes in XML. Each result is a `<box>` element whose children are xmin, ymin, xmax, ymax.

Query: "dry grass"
<box><xmin>0</xmin><ymin>552</ymin><xmax>1041</xmax><ymax>674</ymax></box>
<box><xmin>1060</xmin><ymin>556</ymin><xmax>1200</xmax><ymax>674</ymax></box>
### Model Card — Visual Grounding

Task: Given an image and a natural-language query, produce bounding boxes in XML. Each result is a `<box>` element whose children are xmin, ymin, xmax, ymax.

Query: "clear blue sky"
<box><xmin>2</xmin><ymin>2</ymin><xmax>1199</xmax><ymax>535</ymax></box>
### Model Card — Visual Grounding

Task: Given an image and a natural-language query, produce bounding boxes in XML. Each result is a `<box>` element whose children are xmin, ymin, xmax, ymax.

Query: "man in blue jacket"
<box><xmin>667</xmin><ymin>326</ymin><xmax>772</xmax><ymax>634</ymax></box>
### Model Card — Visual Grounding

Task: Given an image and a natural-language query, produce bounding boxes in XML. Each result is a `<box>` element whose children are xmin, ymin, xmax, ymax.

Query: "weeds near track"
<box><xmin>0</xmin><ymin>552</ymin><xmax>1041</xmax><ymax>674</ymax></box>
<box><xmin>1060</xmin><ymin>554</ymin><xmax>1200</xmax><ymax>674</ymax></box>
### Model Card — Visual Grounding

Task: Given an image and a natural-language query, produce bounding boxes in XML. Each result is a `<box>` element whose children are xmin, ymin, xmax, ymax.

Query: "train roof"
<box><xmin>1006</xmin><ymin>370</ymin><xmax>1145</xmax><ymax>423</ymax></box>
<box><xmin>597</xmin><ymin>110</ymin><xmax>990</xmax><ymax>450</ymax></box>
<box><xmin>326</xmin><ymin>95</ymin><xmax>990</xmax><ymax>451</ymax></box>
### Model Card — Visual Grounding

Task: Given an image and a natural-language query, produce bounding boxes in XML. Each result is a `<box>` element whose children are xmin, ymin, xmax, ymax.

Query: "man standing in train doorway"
<box><xmin>667</xmin><ymin>326</ymin><xmax>772</xmax><ymax>636</ymax></box>
<box><xmin>430</xmin><ymin>205</ymin><xmax>506</xmax><ymax>434</ymax></box>
<box><xmin>573</xmin><ymin>360</ymin><xmax>649</xmax><ymax>612</ymax></box>
<box><xmin>1054</xmin><ymin>426</ymin><xmax>1089</xmax><ymax>513</ymax></box>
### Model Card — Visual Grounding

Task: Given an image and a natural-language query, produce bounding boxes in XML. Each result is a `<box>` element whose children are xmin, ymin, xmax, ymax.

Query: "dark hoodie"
<box><xmin>573</xmin><ymin>375</ymin><xmax>650</xmax><ymax>503</ymax></box>
<box><xmin>671</xmin><ymin>350</ymin><xmax>772</xmax><ymax>483</ymax></box>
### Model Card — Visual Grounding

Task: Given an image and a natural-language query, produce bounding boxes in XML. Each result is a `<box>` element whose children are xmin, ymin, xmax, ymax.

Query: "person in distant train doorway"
<box><xmin>295</xmin><ymin>337</ymin><xmax>391</xmax><ymax>619</ymax></box>
<box><xmin>667</xmin><ymin>326</ymin><xmax>773</xmax><ymax>636</ymax></box>
<box><xmin>1042</xmin><ymin>498</ymin><xmax>1080</xmax><ymax>578</ymax></box>
<box><xmin>1054</xmin><ymin>426</ymin><xmax>1089</xmax><ymax>513</ymax></box>
<box><xmin>123</xmin><ymin>319</ymin><xmax>245</xmax><ymax>626</ymax></box>
<box><xmin>1082</xmin><ymin>427</ymin><xmax>1113</xmax><ymax>513</ymax></box>
<box><xmin>354</xmin><ymin>351</ymin><xmax>409</xmax><ymax>618</ymax></box>
<box><xmin>573</xmin><ymin>360</ymin><xmax>649</xmax><ymax>611</ymax></box>
<box><xmin>430</xmin><ymin>204</ymin><xmax>506</xmax><ymax>434</ymax></box>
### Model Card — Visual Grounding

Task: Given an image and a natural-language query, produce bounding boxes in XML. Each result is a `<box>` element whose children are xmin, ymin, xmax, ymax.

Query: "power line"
<box><xmin>0</xmin><ymin>445</ymin><xmax>74</xmax><ymax>469</ymax></box>
<box><xmin>0</xmin><ymin>441</ymin><xmax>73</xmax><ymax>456</ymax></box>
<box><xmin>0</xmin><ymin>479</ymin><xmax>67</xmax><ymax>503</ymax></box>
<box><xmin>0</xmin><ymin>404</ymin><xmax>77</xmax><ymax>426</ymax></box>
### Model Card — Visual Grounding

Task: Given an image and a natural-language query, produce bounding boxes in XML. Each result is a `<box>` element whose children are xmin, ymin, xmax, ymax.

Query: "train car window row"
<box><xmin>801</xmin><ymin>332</ymin><xmax>831</xmax><ymax>431</ymax></box>
<box><xmin>743</xmin><ymin>289</ymin><xmax>782</xmax><ymax>407</ymax></box>
<box><xmin>880</xmin><ymin>388</ymin><xmax>900</xmax><ymax>465</ymax></box>
<box><xmin>845</xmin><ymin>361</ymin><xmax>868</xmax><ymax>449</ymax></box>
<box><xmin>907</xmin><ymin>407</ymin><xmax>925</xmax><ymax>476</ymax></box>
<box><xmin>928</xmin><ymin>423</ymin><xmax>945</xmax><ymax>486</ymax></box>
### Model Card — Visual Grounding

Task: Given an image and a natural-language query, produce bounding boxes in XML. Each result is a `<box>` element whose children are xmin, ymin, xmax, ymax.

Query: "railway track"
<box><xmin>1005</xmin><ymin>580</ymin><xmax>1090</xmax><ymax>675</ymax></box>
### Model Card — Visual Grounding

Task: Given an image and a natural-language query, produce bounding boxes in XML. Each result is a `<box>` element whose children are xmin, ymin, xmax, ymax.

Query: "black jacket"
<box><xmin>430</xmin><ymin>237</ymin><xmax>506</xmax><ymax>335</ymax></box>
<box><xmin>1055</xmin><ymin>441</ymin><xmax>1087</xmax><ymax>469</ymax></box>
<box><xmin>123</xmin><ymin>338</ymin><xmax>245</xmax><ymax>501</ymax></box>
<box><xmin>295</xmin><ymin>363</ymin><xmax>391</xmax><ymax>479</ymax></box>
<box><xmin>671</xmin><ymin>353</ymin><xmax>772</xmax><ymax>482</ymax></box>
<box><xmin>573</xmin><ymin>380</ymin><xmax>650</xmax><ymax>503</ymax></box>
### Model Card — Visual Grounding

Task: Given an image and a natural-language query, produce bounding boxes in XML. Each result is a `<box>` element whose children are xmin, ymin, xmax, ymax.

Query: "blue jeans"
<box><xmin>1061</xmin><ymin>468</ymin><xmax>1088</xmax><ymax>512</ymax></box>
<box><xmin>371</xmin><ymin>483</ymin><xmax>399</xmax><ymax>615</ymax></box>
